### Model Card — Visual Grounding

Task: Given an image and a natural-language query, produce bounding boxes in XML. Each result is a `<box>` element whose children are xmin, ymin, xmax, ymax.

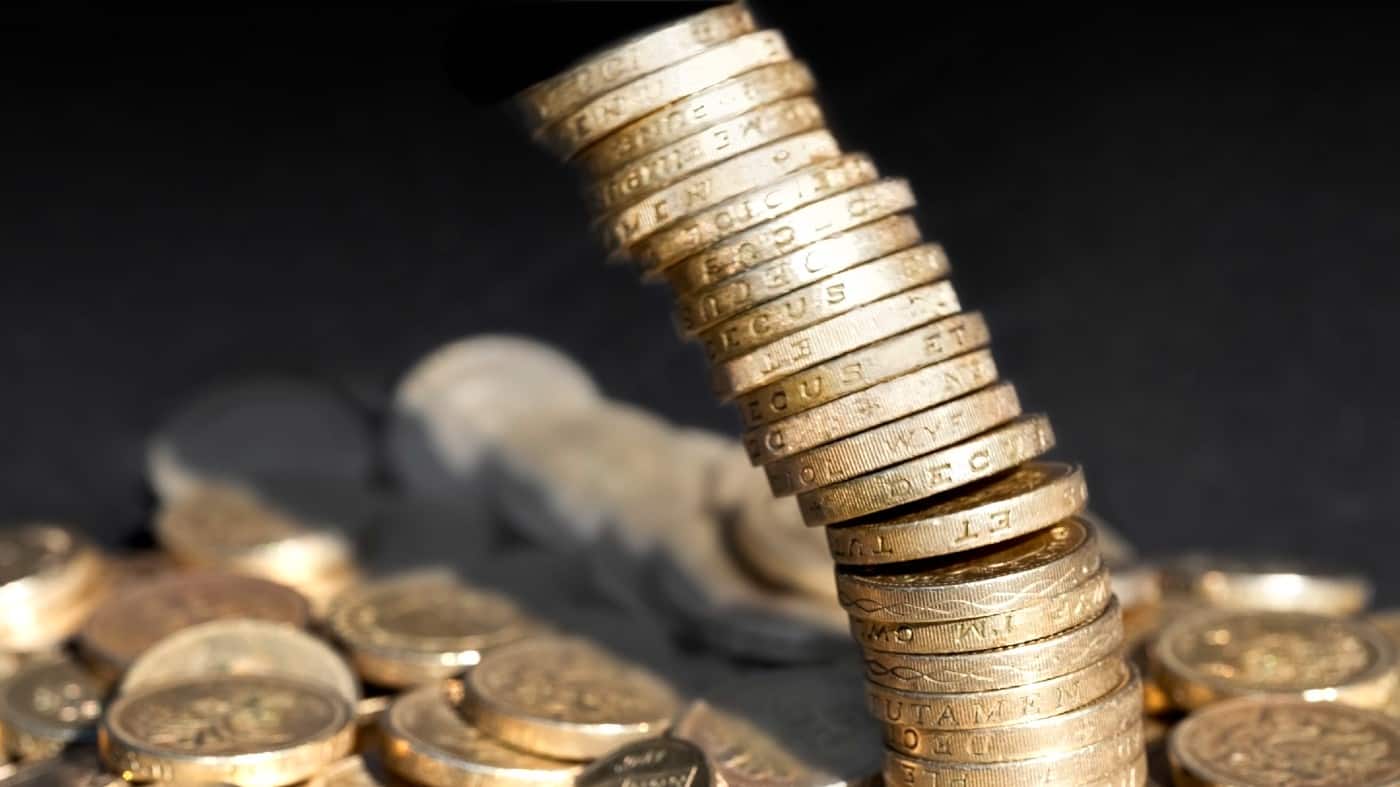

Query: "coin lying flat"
<box><xmin>575</xmin><ymin>738</ymin><xmax>714</xmax><ymax>787</ymax></box>
<box><xmin>78</xmin><ymin>571</ymin><xmax>310</xmax><ymax>679</ymax></box>
<box><xmin>1168</xmin><ymin>696</ymin><xmax>1400</xmax><ymax>787</ymax></box>
<box><xmin>0</xmin><ymin>759</ymin><xmax>125</xmax><ymax>786</ymax></box>
<box><xmin>381</xmin><ymin>684</ymin><xmax>577</xmax><ymax>787</ymax></box>
<box><xmin>673</xmin><ymin>667</ymin><xmax>881</xmax><ymax>787</ymax></box>
<box><xmin>1159</xmin><ymin>553</ymin><xmax>1372</xmax><ymax>616</ymax></box>
<box><xmin>146</xmin><ymin>376</ymin><xmax>373</xmax><ymax>502</ymax></box>
<box><xmin>458</xmin><ymin>636</ymin><xmax>681</xmax><ymax>760</ymax></box>
<box><xmin>0</xmin><ymin>659</ymin><xmax>103</xmax><ymax>760</ymax></box>
<box><xmin>120</xmin><ymin>619</ymin><xmax>360</xmax><ymax>706</ymax></box>
<box><xmin>1151</xmin><ymin>609</ymin><xmax>1398</xmax><ymax>711</ymax></box>
<box><xmin>100</xmin><ymin>674</ymin><xmax>354</xmax><ymax>786</ymax></box>
<box><xmin>836</xmin><ymin>518</ymin><xmax>1100</xmax><ymax>623</ymax></box>
<box><xmin>386</xmin><ymin>335</ymin><xmax>601</xmax><ymax>493</ymax></box>
<box><xmin>326</xmin><ymin>573</ymin><xmax>532</xmax><ymax>688</ymax></box>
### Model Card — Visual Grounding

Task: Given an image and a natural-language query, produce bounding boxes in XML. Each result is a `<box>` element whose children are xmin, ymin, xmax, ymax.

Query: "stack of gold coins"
<box><xmin>517</xmin><ymin>4</ymin><xmax>1143</xmax><ymax>784</ymax></box>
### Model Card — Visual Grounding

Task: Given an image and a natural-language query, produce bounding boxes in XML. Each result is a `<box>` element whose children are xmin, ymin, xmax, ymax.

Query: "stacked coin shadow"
<box><xmin>518</xmin><ymin>4</ymin><xmax>1144</xmax><ymax>785</ymax></box>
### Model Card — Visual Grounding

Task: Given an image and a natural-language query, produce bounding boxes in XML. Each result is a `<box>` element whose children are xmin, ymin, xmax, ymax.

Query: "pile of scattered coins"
<box><xmin>518</xmin><ymin>4</ymin><xmax>1144</xmax><ymax>784</ymax></box>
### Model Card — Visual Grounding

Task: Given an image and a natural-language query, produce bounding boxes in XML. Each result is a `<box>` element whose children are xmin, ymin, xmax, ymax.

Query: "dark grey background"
<box><xmin>3</xmin><ymin>7</ymin><xmax>1397</xmax><ymax>596</ymax></box>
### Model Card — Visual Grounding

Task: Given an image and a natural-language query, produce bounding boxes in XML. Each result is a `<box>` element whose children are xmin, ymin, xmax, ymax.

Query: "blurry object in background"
<box><xmin>1158</xmin><ymin>552</ymin><xmax>1372</xmax><ymax>616</ymax></box>
<box><xmin>154</xmin><ymin>483</ymin><xmax>358</xmax><ymax>613</ymax></box>
<box><xmin>99</xmin><ymin>674</ymin><xmax>355</xmax><ymax>785</ymax></box>
<box><xmin>119</xmin><ymin>618</ymin><xmax>360</xmax><ymax>705</ymax></box>
<box><xmin>1079</xmin><ymin>509</ymin><xmax>1136</xmax><ymax>568</ymax></box>
<box><xmin>77</xmin><ymin>571</ymin><xmax>310</xmax><ymax>681</ymax></box>
<box><xmin>386</xmin><ymin>334</ymin><xmax>600</xmax><ymax>497</ymax></box>
<box><xmin>1149</xmin><ymin>608</ymin><xmax>1397</xmax><ymax>712</ymax></box>
<box><xmin>725</xmin><ymin>474</ymin><xmax>838</xmax><ymax>602</ymax></box>
<box><xmin>0</xmin><ymin>526</ymin><xmax>108</xmax><ymax>653</ymax></box>
<box><xmin>1168</xmin><ymin>696</ymin><xmax>1400</xmax><ymax>787</ymax></box>
<box><xmin>325</xmin><ymin>572</ymin><xmax>533</xmax><ymax>689</ymax></box>
<box><xmin>457</xmin><ymin>635</ymin><xmax>681</xmax><ymax>760</ymax></box>
<box><xmin>146</xmin><ymin>377</ymin><xmax>374</xmax><ymax>503</ymax></box>
<box><xmin>381</xmin><ymin>683</ymin><xmax>578</xmax><ymax>787</ymax></box>
<box><xmin>0</xmin><ymin>658</ymin><xmax>103</xmax><ymax>760</ymax></box>
<box><xmin>304</xmin><ymin>754</ymin><xmax>387</xmax><ymax>787</ymax></box>
<box><xmin>575</xmin><ymin>738</ymin><xmax>714</xmax><ymax>787</ymax></box>
<box><xmin>673</xmin><ymin>667</ymin><xmax>882</xmax><ymax>787</ymax></box>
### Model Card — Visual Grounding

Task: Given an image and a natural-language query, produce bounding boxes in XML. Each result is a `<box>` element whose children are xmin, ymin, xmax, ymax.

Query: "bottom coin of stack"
<box><xmin>842</xmin><ymin>517</ymin><xmax>1145</xmax><ymax>787</ymax></box>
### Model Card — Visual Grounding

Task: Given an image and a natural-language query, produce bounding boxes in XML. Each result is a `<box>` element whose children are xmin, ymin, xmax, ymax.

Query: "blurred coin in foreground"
<box><xmin>146</xmin><ymin>376</ymin><xmax>373</xmax><ymax>502</ymax></box>
<box><xmin>0</xmin><ymin>659</ymin><xmax>103</xmax><ymax>760</ymax></box>
<box><xmin>1151</xmin><ymin>609</ymin><xmax>1397</xmax><ymax>711</ymax></box>
<box><xmin>458</xmin><ymin>636</ymin><xmax>681</xmax><ymax>760</ymax></box>
<box><xmin>326</xmin><ymin>573</ymin><xmax>531</xmax><ymax>688</ymax></box>
<box><xmin>121</xmin><ymin>619</ymin><xmax>359</xmax><ymax>705</ymax></box>
<box><xmin>576</xmin><ymin>738</ymin><xmax>713</xmax><ymax>787</ymax></box>
<box><xmin>674</xmin><ymin>667</ymin><xmax>880</xmax><ymax>787</ymax></box>
<box><xmin>0</xmin><ymin>759</ymin><xmax>122</xmax><ymax>786</ymax></box>
<box><xmin>100</xmin><ymin>674</ymin><xmax>353</xmax><ymax>786</ymax></box>
<box><xmin>304</xmin><ymin>755</ymin><xmax>387</xmax><ymax>787</ymax></box>
<box><xmin>1169</xmin><ymin>696</ymin><xmax>1400</xmax><ymax>787</ymax></box>
<box><xmin>381</xmin><ymin>684</ymin><xmax>576</xmax><ymax>787</ymax></box>
<box><xmin>0</xmin><ymin>525</ymin><xmax>107</xmax><ymax>652</ymax></box>
<box><xmin>78</xmin><ymin>571</ymin><xmax>309</xmax><ymax>680</ymax></box>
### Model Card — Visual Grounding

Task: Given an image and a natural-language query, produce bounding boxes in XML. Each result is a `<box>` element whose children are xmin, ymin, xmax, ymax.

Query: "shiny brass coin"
<box><xmin>765</xmin><ymin>381</ymin><xmax>1019</xmax><ymax>497</ymax></box>
<box><xmin>1151</xmin><ymin>609</ymin><xmax>1398</xmax><ymax>711</ymax></box>
<box><xmin>713</xmin><ymin>281</ymin><xmax>961</xmax><ymax>399</ymax></box>
<box><xmin>575</xmin><ymin>738</ymin><xmax>713</xmax><ymax>787</ymax></box>
<box><xmin>587</xmin><ymin>97</ymin><xmax>826</xmax><ymax>215</ymax></box>
<box><xmin>576</xmin><ymin>61</ymin><xmax>816</xmax><ymax>177</ymax></box>
<box><xmin>700</xmin><ymin>245</ymin><xmax>950</xmax><ymax>363</ymax></box>
<box><xmin>826</xmin><ymin>462</ymin><xmax>1088</xmax><ymax>564</ymax></box>
<box><xmin>77</xmin><ymin>571</ymin><xmax>309</xmax><ymax>679</ymax></box>
<box><xmin>458</xmin><ymin>636</ymin><xmax>681</xmax><ymax>760</ymax></box>
<box><xmin>663</xmin><ymin>179</ymin><xmax>916</xmax><ymax>293</ymax></box>
<box><xmin>540</xmin><ymin>30</ymin><xmax>793</xmax><ymax>157</ymax></box>
<box><xmin>1159</xmin><ymin>554</ymin><xmax>1371</xmax><ymax>617</ymax></box>
<box><xmin>671</xmin><ymin>667</ymin><xmax>880</xmax><ymax>787</ymax></box>
<box><xmin>836</xmin><ymin>517</ymin><xmax>1098</xmax><ymax>622</ymax></box>
<box><xmin>120</xmin><ymin>619</ymin><xmax>360</xmax><ymax>705</ymax></box>
<box><xmin>675</xmin><ymin>214</ymin><xmax>923</xmax><ymax>334</ymax></box>
<box><xmin>1168</xmin><ymin>696</ymin><xmax>1400</xmax><ymax>787</ymax></box>
<box><xmin>746</xmin><ymin>348</ymin><xmax>999</xmax><ymax>467</ymax></box>
<box><xmin>100</xmin><ymin>674</ymin><xmax>354</xmax><ymax>786</ymax></box>
<box><xmin>736</xmin><ymin>312</ymin><xmax>991</xmax><ymax>429</ymax></box>
<box><xmin>865</xmin><ymin>654</ymin><xmax>1128</xmax><ymax>730</ymax></box>
<box><xmin>862</xmin><ymin>598</ymin><xmax>1123</xmax><ymax>693</ymax></box>
<box><xmin>884</xmin><ymin>668</ymin><xmax>1141</xmax><ymax>763</ymax></box>
<box><xmin>0</xmin><ymin>525</ymin><xmax>107</xmax><ymax>652</ymax></box>
<box><xmin>382</xmin><ymin>685</ymin><xmax>578</xmax><ymax>787</ymax></box>
<box><xmin>0</xmin><ymin>659</ymin><xmax>103</xmax><ymax>760</ymax></box>
<box><xmin>518</xmin><ymin>3</ymin><xmax>756</xmax><ymax>127</ymax></box>
<box><xmin>638</xmin><ymin>154</ymin><xmax>879</xmax><ymax>270</ymax></box>
<box><xmin>884</xmin><ymin>732</ymin><xmax>1146</xmax><ymax>787</ymax></box>
<box><xmin>852</xmin><ymin>567</ymin><xmax>1111</xmax><ymax>654</ymax></box>
<box><xmin>798</xmin><ymin>414</ymin><xmax>1055</xmax><ymax>527</ymax></box>
<box><xmin>326</xmin><ymin>573</ymin><xmax>532</xmax><ymax>688</ymax></box>
<box><xmin>602</xmin><ymin>130</ymin><xmax>840</xmax><ymax>249</ymax></box>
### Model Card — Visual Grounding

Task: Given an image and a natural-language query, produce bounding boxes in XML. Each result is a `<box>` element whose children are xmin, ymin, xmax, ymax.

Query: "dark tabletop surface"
<box><xmin>4</xmin><ymin>6</ymin><xmax>1398</xmax><ymax>598</ymax></box>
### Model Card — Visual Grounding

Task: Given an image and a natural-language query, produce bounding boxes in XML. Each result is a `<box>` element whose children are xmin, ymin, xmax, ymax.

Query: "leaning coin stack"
<box><xmin>518</xmin><ymin>4</ymin><xmax>1142</xmax><ymax>785</ymax></box>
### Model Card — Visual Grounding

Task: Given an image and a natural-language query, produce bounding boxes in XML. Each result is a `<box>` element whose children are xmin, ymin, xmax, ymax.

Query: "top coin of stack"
<box><xmin>518</xmin><ymin>4</ymin><xmax>1142</xmax><ymax>785</ymax></box>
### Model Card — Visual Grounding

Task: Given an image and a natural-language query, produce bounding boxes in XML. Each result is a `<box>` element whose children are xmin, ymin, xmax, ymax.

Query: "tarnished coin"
<box><xmin>78</xmin><ymin>572</ymin><xmax>310</xmax><ymax>678</ymax></box>
<box><xmin>0</xmin><ymin>659</ymin><xmax>103</xmax><ymax>760</ymax></box>
<box><xmin>458</xmin><ymin>636</ymin><xmax>681</xmax><ymax>760</ymax></box>
<box><xmin>386</xmin><ymin>335</ymin><xmax>600</xmax><ymax>492</ymax></box>
<box><xmin>381</xmin><ymin>684</ymin><xmax>577</xmax><ymax>787</ymax></box>
<box><xmin>1151</xmin><ymin>609</ymin><xmax>1398</xmax><ymax>711</ymax></box>
<box><xmin>100</xmin><ymin>674</ymin><xmax>354</xmax><ymax>786</ymax></box>
<box><xmin>673</xmin><ymin>668</ymin><xmax>881</xmax><ymax>787</ymax></box>
<box><xmin>576</xmin><ymin>738</ymin><xmax>713</xmax><ymax>787</ymax></box>
<box><xmin>326</xmin><ymin>573</ymin><xmax>532</xmax><ymax>688</ymax></box>
<box><xmin>146</xmin><ymin>376</ymin><xmax>373</xmax><ymax>502</ymax></box>
<box><xmin>1159</xmin><ymin>553</ymin><xmax>1372</xmax><ymax>616</ymax></box>
<box><xmin>0</xmin><ymin>525</ymin><xmax>107</xmax><ymax>652</ymax></box>
<box><xmin>1169</xmin><ymin>696</ymin><xmax>1400</xmax><ymax>787</ymax></box>
<box><xmin>836</xmin><ymin>518</ymin><xmax>1100</xmax><ymax>623</ymax></box>
<box><xmin>884</xmin><ymin>668</ymin><xmax>1142</xmax><ymax>763</ymax></box>
<box><xmin>120</xmin><ymin>619</ymin><xmax>360</xmax><ymax>705</ymax></box>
